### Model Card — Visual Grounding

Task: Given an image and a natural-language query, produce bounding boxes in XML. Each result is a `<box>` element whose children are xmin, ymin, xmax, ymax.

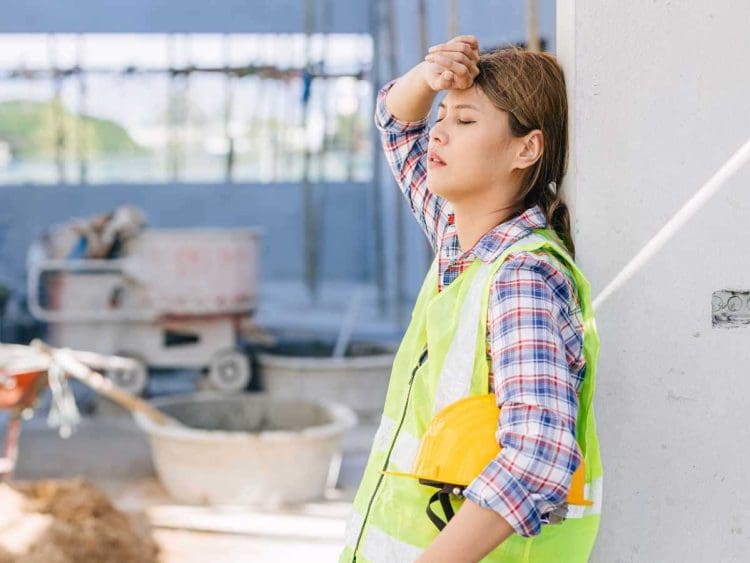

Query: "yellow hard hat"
<box><xmin>384</xmin><ymin>393</ymin><xmax>592</xmax><ymax>507</ymax></box>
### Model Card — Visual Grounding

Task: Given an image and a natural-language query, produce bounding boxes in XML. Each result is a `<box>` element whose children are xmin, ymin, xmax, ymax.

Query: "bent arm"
<box><xmin>419</xmin><ymin>254</ymin><xmax>584</xmax><ymax>560</ymax></box>
<box><xmin>464</xmin><ymin>254</ymin><xmax>583</xmax><ymax>535</ymax></box>
<box><xmin>374</xmin><ymin>64</ymin><xmax>451</xmax><ymax>252</ymax></box>
<box><xmin>384</xmin><ymin>61</ymin><xmax>436</xmax><ymax>121</ymax></box>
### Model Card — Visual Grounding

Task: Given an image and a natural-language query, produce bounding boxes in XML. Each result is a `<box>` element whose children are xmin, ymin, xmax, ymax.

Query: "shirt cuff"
<box><xmin>374</xmin><ymin>78</ymin><xmax>430</xmax><ymax>133</ymax></box>
<box><xmin>462</xmin><ymin>459</ymin><xmax>544</xmax><ymax>538</ymax></box>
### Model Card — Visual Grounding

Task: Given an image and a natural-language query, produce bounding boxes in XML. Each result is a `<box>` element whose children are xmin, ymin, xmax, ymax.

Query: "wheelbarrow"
<box><xmin>0</xmin><ymin>346</ymin><xmax>49</xmax><ymax>476</ymax></box>
<box><xmin>0</xmin><ymin>342</ymin><xmax>167</xmax><ymax>478</ymax></box>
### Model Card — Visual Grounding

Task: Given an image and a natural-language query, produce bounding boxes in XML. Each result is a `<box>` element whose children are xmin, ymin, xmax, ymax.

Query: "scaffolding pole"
<box><xmin>449</xmin><ymin>0</ymin><xmax>459</xmax><ymax>38</ymax></box>
<box><xmin>47</xmin><ymin>34</ymin><xmax>66</xmax><ymax>184</ymax></box>
<box><xmin>525</xmin><ymin>0</ymin><xmax>541</xmax><ymax>52</ymax></box>
<box><xmin>370</xmin><ymin>0</ymin><xmax>388</xmax><ymax>316</ymax></box>
<box><xmin>302</xmin><ymin>0</ymin><xmax>320</xmax><ymax>302</ymax></box>
<box><xmin>383</xmin><ymin>0</ymin><xmax>407</xmax><ymax>328</ymax></box>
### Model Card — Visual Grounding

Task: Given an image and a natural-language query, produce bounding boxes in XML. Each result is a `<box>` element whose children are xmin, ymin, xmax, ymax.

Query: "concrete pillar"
<box><xmin>558</xmin><ymin>1</ymin><xmax>750</xmax><ymax>561</ymax></box>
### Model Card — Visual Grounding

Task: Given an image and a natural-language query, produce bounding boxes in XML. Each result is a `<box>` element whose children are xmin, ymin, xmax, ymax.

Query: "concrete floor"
<box><xmin>1</xmin><ymin>393</ymin><xmax>372</xmax><ymax>562</ymax></box>
<box><xmin>101</xmin><ymin>477</ymin><xmax>355</xmax><ymax>563</ymax></box>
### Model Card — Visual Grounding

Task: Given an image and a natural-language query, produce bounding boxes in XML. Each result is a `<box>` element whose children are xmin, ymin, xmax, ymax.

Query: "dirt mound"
<box><xmin>0</xmin><ymin>478</ymin><xmax>159</xmax><ymax>563</ymax></box>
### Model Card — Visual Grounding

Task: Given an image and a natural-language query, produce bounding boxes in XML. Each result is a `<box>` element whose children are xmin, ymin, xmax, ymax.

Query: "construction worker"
<box><xmin>340</xmin><ymin>35</ymin><xmax>602</xmax><ymax>562</ymax></box>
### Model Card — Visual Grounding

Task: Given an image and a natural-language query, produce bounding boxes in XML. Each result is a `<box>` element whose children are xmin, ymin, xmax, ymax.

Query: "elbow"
<box><xmin>545</xmin><ymin>440</ymin><xmax>583</xmax><ymax>510</ymax></box>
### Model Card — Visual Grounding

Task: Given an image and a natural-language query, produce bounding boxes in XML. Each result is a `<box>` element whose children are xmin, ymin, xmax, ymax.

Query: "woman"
<box><xmin>340</xmin><ymin>35</ymin><xmax>603</xmax><ymax>562</ymax></box>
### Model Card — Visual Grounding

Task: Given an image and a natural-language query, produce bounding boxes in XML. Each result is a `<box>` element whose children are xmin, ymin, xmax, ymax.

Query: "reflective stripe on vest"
<box><xmin>344</xmin><ymin>509</ymin><xmax>426</xmax><ymax>562</ymax></box>
<box><xmin>433</xmin><ymin>261</ymin><xmax>495</xmax><ymax>416</ymax></box>
<box><xmin>372</xmin><ymin>415</ymin><xmax>421</xmax><ymax>472</ymax></box>
<box><xmin>362</xmin><ymin>523</ymin><xmax>424</xmax><ymax>562</ymax></box>
<box><xmin>566</xmin><ymin>475</ymin><xmax>604</xmax><ymax>518</ymax></box>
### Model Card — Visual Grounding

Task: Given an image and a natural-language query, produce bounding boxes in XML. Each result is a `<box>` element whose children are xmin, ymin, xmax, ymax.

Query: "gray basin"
<box><xmin>133</xmin><ymin>392</ymin><xmax>357</xmax><ymax>506</ymax></box>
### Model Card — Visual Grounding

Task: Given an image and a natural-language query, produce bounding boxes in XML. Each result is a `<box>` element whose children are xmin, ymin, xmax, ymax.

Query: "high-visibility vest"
<box><xmin>339</xmin><ymin>227</ymin><xmax>603</xmax><ymax>562</ymax></box>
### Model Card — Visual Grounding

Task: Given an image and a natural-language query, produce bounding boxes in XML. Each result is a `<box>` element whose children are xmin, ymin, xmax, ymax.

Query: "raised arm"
<box><xmin>374</xmin><ymin>35</ymin><xmax>480</xmax><ymax>253</ymax></box>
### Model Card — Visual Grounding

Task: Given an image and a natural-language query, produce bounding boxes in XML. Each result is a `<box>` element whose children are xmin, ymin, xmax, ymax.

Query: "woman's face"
<box><xmin>426</xmin><ymin>85</ymin><xmax>536</xmax><ymax>205</ymax></box>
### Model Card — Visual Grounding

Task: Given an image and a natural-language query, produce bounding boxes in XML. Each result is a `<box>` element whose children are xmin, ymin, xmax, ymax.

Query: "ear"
<box><xmin>512</xmin><ymin>129</ymin><xmax>543</xmax><ymax>170</ymax></box>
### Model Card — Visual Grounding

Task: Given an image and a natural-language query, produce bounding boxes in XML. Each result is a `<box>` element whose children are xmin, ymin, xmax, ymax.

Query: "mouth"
<box><xmin>427</xmin><ymin>150</ymin><xmax>447</xmax><ymax>167</ymax></box>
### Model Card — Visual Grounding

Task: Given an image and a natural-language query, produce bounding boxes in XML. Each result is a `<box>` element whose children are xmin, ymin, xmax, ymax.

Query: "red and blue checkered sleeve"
<box><xmin>374</xmin><ymin>78</ymin><xmax>450</xmax><ymax>252</ymax></box>
<box><xmin>462</xmin><ymin>252</ymin><xmax>584</xmax><ymax>538</ymax></box>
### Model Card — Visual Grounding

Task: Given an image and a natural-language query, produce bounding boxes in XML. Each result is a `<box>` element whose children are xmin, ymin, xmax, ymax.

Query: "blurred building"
<box><xmin>0</xmin><ymin>0</ymin><xmax>555</xmax><ymax>341</ymax></box>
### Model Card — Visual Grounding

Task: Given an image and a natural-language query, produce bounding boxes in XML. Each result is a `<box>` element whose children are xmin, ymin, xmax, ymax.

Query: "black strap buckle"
<box><xmin>425</xmin><ymin>485</ymin><xmax>461</xmax><ymax>531</ymax></box>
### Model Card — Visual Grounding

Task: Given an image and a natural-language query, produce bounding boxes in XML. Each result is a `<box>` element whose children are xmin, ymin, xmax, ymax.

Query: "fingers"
<box><xmin>425</xmin><ymin>51</ymin><xmax>478</xmax><ymax>73</ymax></box>
<box><xmin>428</xmin><ymin>38</ymin><xmax>479</xmax><ymax>54</ymax></box>
<box><xmin>421</xmin><ymin>35</ymin><xmax>479</xmax><ymax>91</ymax></box>
<box><xmin>428</xmin><ymin>42</ymin><xmax>479</xmax><ymax>63</ymax></box>
<box><xmin>427</xmin><ymin>36</ymin><xmax>480</xmax><ymax>72</ymax></box>
<box><xmin>447</xmin><ymin>34</ymin><xmax>478</xmax><ymax>49</ymax></box>
<box><xmin>439</xmin><ymin>70</ymin><xmax>454</xmax><ymax>89</ymax></box>
<box><xmin>424</xmin><ymin>52</ymin><xmax>479</xmax><ymax>81</ymax></box>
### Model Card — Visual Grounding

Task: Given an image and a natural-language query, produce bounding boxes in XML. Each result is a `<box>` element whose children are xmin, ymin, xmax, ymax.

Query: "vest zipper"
<box><xmin>352</xmin><ymin>344</ymin><xmax>429</xmax><ymax>561</ymax></box>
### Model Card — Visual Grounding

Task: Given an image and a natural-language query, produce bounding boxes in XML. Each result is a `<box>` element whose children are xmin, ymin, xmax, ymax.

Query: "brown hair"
<box><xmin>473</xmin><ymin>44</ymin><xmax>575</xmax><ymax>258</ymax></box>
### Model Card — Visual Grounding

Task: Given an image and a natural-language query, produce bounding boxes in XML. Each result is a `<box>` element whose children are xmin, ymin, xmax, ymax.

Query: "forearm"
<box><xmin>385</xmin><ymin>62</ymin><xmax>437</xmax><ymax>123</ymax></box>
<box><xmin>415</xmin><ymin>499</ymin><xmax>515</xmax><ymax>563</ymax></box>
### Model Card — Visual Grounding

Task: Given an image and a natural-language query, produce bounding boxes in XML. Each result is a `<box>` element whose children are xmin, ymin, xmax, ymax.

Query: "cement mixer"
<box><xmin>27</xmin><ymin>228</ymin><xmax>262</xmax><ymax>395</ymax></box>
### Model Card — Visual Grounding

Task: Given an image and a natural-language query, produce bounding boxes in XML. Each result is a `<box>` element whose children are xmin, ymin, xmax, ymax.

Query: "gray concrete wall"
<box><xmin>0</xmin><ymin>182</ymin><xmax>372</xmax><ymax>285</ymax></box>
<box><xmin>558</xmin><ymin>1</ymin><xmax>750</xmax><ymax>561</ymax></box>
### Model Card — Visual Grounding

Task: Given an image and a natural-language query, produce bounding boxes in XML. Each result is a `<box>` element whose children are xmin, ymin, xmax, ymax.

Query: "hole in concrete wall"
<box><xmin>712</xmin><ymin>290</ymin><xmax>750</xmax><ymax>328</ymax></box>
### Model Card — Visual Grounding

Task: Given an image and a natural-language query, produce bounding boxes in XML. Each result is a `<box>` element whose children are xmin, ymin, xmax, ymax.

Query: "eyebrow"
<box><xmin>437</xmin><ymin>102</ymin><xmax>480</xmax><ymax>111</ymax></box>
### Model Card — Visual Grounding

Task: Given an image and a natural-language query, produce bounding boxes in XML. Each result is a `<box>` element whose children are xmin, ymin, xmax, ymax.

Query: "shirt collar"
<box><xmin>444</xmin><ymin>204</ymin><xmax>548</xmax><ymax>264</ymax></box>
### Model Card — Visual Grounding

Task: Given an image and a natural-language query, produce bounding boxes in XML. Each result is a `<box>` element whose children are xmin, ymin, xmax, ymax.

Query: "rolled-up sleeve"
<box><xmin>374</xmin><ymin>78</ymin><xmax>450</xmax><ymax>252</ymax></box>
<box><xmin>462</xmin><ymin>251</ymin><xmax>584</xmax><ymax>538</ymax></box>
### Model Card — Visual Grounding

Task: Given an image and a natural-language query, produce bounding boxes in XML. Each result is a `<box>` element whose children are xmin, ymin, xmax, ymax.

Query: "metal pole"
<box><xmin>525</xmin><ymin>0</ymin><xmax>541</xmax><ymax>52</ymax></box>
<box><xmin>47</xmin><ymin>35</ymin><xmax>66</xmax><ymax>185</ymax></box>
<box><xmin>418</xmin><ymin>0</ymin><xmax>428</xmax><ymax>56</ymax></box>
<box><xmin>370</xmin><ymin>0</ymin><xmax>388</xmax><ymax>316</ymax></box>
<box><xmin>222</xmin><ymin>34</ymin><xmax>235</xmax><ymax>182</ymax></box>
<box><xmin>183</xmin><ymin>35</ymin><xmax>192</xmax><ymax>181</ymax></box>
<box><xmin>322</xmin><ymin>0</ymin><xmax>333</xmax><ymax>181</ymax></box>
<box><xmin>317</xmin><ymin>0</ymin><xmax>334</xmax><ymax>288</ymax></box>
<box><xmin>302</xmin><ymin>0</ymin><xmax>320</xmax><ymax>302</ymax></box>
<box><xmin>345</xmin><ymin>72</ymin><xmax>361</xmax><ymax>182</ymax></box>
<box><xmin>75</xmin><ymin>34</ymin><xmax>88</xmax><ymax>184</ymax></box>
<box><xmin>166</xmin><ymin>34</ymin><xmax>179</xmax><ymax>182</ymax></box>
<box><xmin>419</xmin><ymin>0</ymin><xmax>435</xmax><ymax>272</ymax></box>
<box><xmin>449</xmin><ymin>0</ymin><xmax>460</xmax><ymax>38</ymax></box>
<box><xmin>384</xmin><ymin>0</ymin><xmax>406</xmax><ymax>328</ymax></box>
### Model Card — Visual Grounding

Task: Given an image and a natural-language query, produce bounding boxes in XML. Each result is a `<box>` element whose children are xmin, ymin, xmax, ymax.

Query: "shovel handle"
<box><xmin>30</xmin><ymin>339</ymin><xmax>169</xmax><ymax>426</ymax></box>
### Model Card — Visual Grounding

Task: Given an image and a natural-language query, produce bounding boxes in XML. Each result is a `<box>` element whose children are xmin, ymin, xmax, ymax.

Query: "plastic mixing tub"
<box><xmin>132</xmin><ymin>392</ymin><xmax>357</xmax><ymax>506</ymax></box>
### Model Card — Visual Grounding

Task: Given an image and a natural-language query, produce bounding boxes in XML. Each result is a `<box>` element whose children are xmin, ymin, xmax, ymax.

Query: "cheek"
<box><xmin>426</xmin><ymin>128</ymin><xmax>510</xmax><ymax>193</ymax></box>
<box><xmin>463</xmin><ymin>135</ymin><xmax>506</xmax><ymax>177</ymax></box>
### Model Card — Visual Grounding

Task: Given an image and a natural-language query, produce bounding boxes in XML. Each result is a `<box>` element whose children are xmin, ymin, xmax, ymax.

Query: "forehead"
<box><xmin>441</xmin><ymin>85</ymin><xmax>490</xmax><ymax>107</ymax></box>
<box><xmin>438</xmin><ymin>85</ymin><xmax>498</xmax><ymax>114</ymax></box>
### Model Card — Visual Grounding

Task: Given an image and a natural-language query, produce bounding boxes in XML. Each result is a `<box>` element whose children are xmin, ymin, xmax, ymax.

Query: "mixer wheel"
<box><xmin>105</xmin><ymin>353</ymin><xmax>149</xmax><ymax>396</ymax></box>
<box><xmin>207</xmin><ymin>348</ymin><xmax>252</xmax><ymax>392</ymax></box>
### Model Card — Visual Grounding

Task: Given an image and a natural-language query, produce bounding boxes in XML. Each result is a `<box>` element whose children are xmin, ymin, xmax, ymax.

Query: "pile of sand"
<box><xmin>0</xmin><ymin>478</ymin><xmax>159</xmax><ymax>563</ymax></box>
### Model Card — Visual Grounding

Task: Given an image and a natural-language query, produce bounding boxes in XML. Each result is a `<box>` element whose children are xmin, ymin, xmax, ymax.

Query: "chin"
<box><xmin>427</xmin><ymin>175</ymin><xmax>461</xmax><ymax>200</ymax></box>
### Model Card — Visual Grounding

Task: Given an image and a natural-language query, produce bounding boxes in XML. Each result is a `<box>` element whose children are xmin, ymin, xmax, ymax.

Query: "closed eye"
<box><xmin>435</xmin><ymin>118</ymin><xmax>475</xmax><ymax>124</ymax></box>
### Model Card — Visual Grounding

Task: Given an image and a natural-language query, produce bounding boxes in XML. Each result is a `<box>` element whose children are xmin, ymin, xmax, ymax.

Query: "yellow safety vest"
<box><xmin>340</xmin><ymin>228</ymin><xmax>603</xmax><ymax>562</ymax></box>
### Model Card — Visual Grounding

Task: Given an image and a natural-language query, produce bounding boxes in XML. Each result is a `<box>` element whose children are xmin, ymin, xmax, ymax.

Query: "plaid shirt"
<box><xmin>374</xmin><ymin>78</ymin><xmax>587</xmax><ymax>538</ymax></box>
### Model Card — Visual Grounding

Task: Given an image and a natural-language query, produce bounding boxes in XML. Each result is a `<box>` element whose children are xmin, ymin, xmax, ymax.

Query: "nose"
<box><xmin>429</xmin><ymin>122</ymin><xmax>446</xmax><ymax>146</ymax></box>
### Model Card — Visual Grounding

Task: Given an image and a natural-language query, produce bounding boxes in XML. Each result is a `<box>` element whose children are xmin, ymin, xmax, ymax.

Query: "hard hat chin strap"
<box><xmin>425</xmin><ymin>484</ymin><xmax>462</xmax><ymax>531</ymax></box>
